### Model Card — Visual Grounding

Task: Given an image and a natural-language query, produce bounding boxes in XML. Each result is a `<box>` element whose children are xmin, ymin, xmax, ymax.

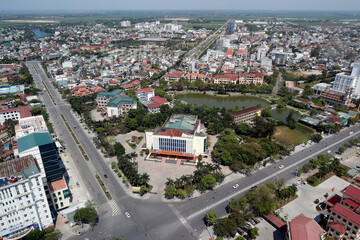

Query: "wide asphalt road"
<box><xmin>27</xmin><ymin>60</ymin><xmax>360</xmax><ymax>239</ymax></box>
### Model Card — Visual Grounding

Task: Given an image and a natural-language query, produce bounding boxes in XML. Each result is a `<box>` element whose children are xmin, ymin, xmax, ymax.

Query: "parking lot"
<box><xmin>279</xmin><ymin>176</ymin><xmax>350</xmax><ymax>222</ymax></box>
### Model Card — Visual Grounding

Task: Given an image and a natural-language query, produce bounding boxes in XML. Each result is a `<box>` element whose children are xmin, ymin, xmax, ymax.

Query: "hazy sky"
<box><xmin>2</xmin><ymin>0</ymin><xmax>360</xmax><ymax>11</ymax></box>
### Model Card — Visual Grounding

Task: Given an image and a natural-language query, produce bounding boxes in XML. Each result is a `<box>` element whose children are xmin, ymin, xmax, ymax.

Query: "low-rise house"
<box><xmin>136</xmin><ymin>88</ymin><xmax>155</xmax><ymax>102</ymax></box>
<box><xmin>121</xmin><ymin>80</ymin><xmax>140</xmax><ymax>90</ymax></box>
<box><xmin>142</xmin><ymin>96</ymin><xmax>170</xmax><ymax>113</ymax></box>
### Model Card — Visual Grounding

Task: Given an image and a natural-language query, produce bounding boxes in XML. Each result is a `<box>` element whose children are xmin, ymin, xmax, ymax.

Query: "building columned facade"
<box><xmin>145</xmin><ymin>115</ymin><xmax>207</xmax><ymax>163</ymax></box>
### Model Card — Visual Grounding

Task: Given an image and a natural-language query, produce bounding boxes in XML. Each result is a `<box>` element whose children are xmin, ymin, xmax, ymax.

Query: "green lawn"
<box><xmin>272</xmin><ymin>126</ymin><xmax>309</xmax><ymax>147</ymax></box>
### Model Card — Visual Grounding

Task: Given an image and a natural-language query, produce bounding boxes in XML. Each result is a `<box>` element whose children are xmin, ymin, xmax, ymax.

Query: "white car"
<box><xmin>356</xmin><ymin>166</ymin><xmax>360</xmax><ymax>171</ymax></box>
<box><xmin>327</xmin><ymin>150</ymin><xmax>331</xmax><ymax>154</ymax></box>
<box><xmin>233</xmin><ymin>184</ymin><xmax>239</xmax><ymax>189</ymax></box>
<box><xmin>279</xmin><ymin>165</ymin><xmax>284</xmax><ymax>169</ymax></box>
<box><xmin>125</xmin><ymin>212</ymin><xmax>131</xmax><ymax>218</ymax></box>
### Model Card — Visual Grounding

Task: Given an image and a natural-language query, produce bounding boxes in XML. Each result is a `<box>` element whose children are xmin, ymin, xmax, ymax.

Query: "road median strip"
<box><xmin>60</xmin><ymin>114</ymin><xmax>89</xmax><ymax>161</ymax></box>
<box><xmin>95</xmin><ymin>174</ymin><xmax>112</xmax><ymax>200</ymax></box>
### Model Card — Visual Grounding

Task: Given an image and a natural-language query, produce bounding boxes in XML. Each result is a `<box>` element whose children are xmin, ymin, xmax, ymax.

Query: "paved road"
<box><xmin>27</xmin><ymin>61</ymin><xmax>195</xmax><ymax>240</ymax></box>
<box><xmin>27</xmin><ymin>60</ymin><xmax>360</xmax><ymax>239</ymax></box>
<box><xmin>272</xmin><ymin>69</ymin><xmax>282</xmax><ymax>95</ymax></box>
<box><xmin>185</xmin><ymin>20</ymin><xmax>230</xmax><ymax>59</ymax></box>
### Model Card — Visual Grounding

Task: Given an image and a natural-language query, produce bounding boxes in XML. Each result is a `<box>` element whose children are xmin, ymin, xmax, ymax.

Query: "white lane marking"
<box><xmin>187</xmin><ymin>127</ymin><xmax>360</xmax><ymax>220</ymax></box>
<box><xmin>168</xmin><ymin>204</ymin><xmax>198</xmax><ymax>238</ymax></box>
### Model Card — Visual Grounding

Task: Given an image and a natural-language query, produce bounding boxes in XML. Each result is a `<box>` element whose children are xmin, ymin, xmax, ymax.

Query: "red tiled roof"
<box><xmin>329</xmin><ymin>222</ymin><xmax>346</xmax><ymax>234</ymax></box>
<box><xmin>150</xmin><ymin>150</ymin><xmax>194</xmax><ymax>158</ymax></box>
<box><xmin>121</xmin><ymin>80</ymin><xmax>140</xmax><ymax>88</ymax></box>
<box><xmin>92</xmin><ymin>86</ymin><xmax>106</xmax><ymax>93</ymax></box>
<box><xmin>19</xmin><ymin>106</ymin><xmax>31</xmax><ymax>118</ymax></box>
<box><xmin>343</xmin><ymin>198</ymin><xmax>360</xmax><ymax>210</ymax></box>
<box><xmin>341</xmin><ymin>185</ymin><xmax>360</xmax><ymax>204</ymax></box>
<box><xmin>49</xmin><ymin>177</ymin><xmax>67</xmax><ymax>192</ymax></box>
<box><xmin>136</xmin><ymin>87</ymin><xmax>154</xmax><ymax>93</ymax></box>
<box><xmin>149</xmin><ymin>96</ymin><xmax>168</xmax><ymax>108</ymax></box>
<box><xmin>165</xmin><ymin>71</ymin><xmax>183</xmax><ymax>78</ymax></box>
<box><xmin>331</xmin><ymin>203</ymin><xmax>360</xmax><ymax>227</ymax></box>
<box><xmin>158</xmin><ymin>129</ymin><xmax>184</xmax><ymax>137</ymax></box>
<box><xmin>226</xmin><ymin>49</ymin><xmax>234</xmax><ymax>56</ymax></box>
<box><xmin>232</xmin><ymin>106</ymin><xmax>261</xmax><ymax>116</ymax></box>
<box><xmin>289</xmin><ymin>215</ymin><xmax>324</xmax><ymax>240</ymax></box>
<box><xmin>263</xmin><ymin>213</ymin><xmax>287</xmax><ymax>232</ymax></box>
<box><xmin>326</xmin><ymin>195</ymin><xmax>341</xmax><ymax>207</ymax></box>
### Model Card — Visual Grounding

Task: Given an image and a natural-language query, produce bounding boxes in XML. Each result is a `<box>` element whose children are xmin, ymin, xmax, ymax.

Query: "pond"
<box><xmin>176</xmin><ymin>93</ymin><xmax>269</xmax><ymax>109</ymax></box>
<box><xmin>31</xmin><ymin>29</ymin><xmax>50</xmax><ymax>39</ymax></box>
<box><xmin>270</xmin><ymin>108</ymin><xmax>300</xmax><ymax>123</ymax></box>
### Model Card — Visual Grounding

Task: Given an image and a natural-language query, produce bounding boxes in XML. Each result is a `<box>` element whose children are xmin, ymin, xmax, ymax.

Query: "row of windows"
<box><xmin>159</xmin><ymin>138</ymin><xmax>187</xmax><ymax>153</ymax></box>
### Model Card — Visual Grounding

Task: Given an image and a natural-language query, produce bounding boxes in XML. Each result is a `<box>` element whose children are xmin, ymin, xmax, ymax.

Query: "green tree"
<box><xmin>201</xmin><ymin>174</ymin><xmax>217</xmax><ymax>189</ymax></box>
<box><xmin>246</xmin><ymin>184</ymin><xmax>277</xmax><ymax>215</ymax></box>
<box><xmin>114</xmin><ymin>142</ymin><xmax>126</xmax><ymax>156</ymax></box>
<box><xmin>249</xmin><ymin>227</ymin><xmax>259</xmax><ymax>239</ymax></box>
<box><xmin>44</xmin><ymin>228</ymin><xmax>62</xmax><ymax>240</ymax></box>
<box><xmin>261</xmin><ymin>108</ymin><xmax>272</xmax><ymax>118</ymax></box>
<box><xmin>310</xmin><ymin>46</ymin><xmax>321</xmax><ymax>58</ymax></box>
<box><xmin>312</xmin><ymin>134</ymin><xmax>323</xmax><ymax>143</ymax></box>
<box><xmin>73</xmin><ymin>200</ymin><xmax>98</xmax><ymax>225</ymax></box>
<box><xmin>164</xmin><ymin>187</ymin><xmax>176</xmax><ymax>198</ymax></box>
<box><xmin>205</xmin><ymin>211</ymin><xmax>218</xmax><ymax>225</ymax></box>
<box><xmin>176</xmin><ymin>189</ymin><xmax>187</xmax><ymax>199</ymax></box>
<box><xmin>338</xmin><ymin>147</ymin><xmax>344</xmax><ymax>154</ymax></box>
<box><xmin>26</xmin><ymin>229</ymin><xmax>44</xmax><ymax>240</ymax></box>
<box><xmin>215</xmin><ymin>218</ymin><xmax>237</xmax><ymax>238</ymax></box>
<box><xmin>140</xmin><ymin>185</ymin><xmax>148</xmax><ymax>196</ymax></box>
<box><xmin>286</xmin><ymin>112</ymin><xmax>296</xmax><ymax>129</ymax></box>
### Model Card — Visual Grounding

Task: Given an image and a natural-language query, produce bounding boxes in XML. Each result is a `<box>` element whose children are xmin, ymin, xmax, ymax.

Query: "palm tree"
<box><xmin>140</xmin><ymin>173</ymin><xmax>150</xmax><ymax>186</ymax></box>
<box><xmin>174</xmin><ymin>178</ymin><xmax>183</xmax><ymax>189</ymax></box>
<box><xmin>165</xmin><ymin>178</ymin><xmax>174</xmax><ymax>188</ymax></box>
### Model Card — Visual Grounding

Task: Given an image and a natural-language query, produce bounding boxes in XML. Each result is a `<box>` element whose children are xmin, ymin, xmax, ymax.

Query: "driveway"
<box><xmin>278</xmin><ymin>176</ymin><xmax>350</xmax><ymax>222</ymax></box>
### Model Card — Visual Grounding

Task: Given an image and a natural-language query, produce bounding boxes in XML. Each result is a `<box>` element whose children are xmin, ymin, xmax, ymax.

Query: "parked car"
<box><xmin>279</xmin><ymin>165</ymin><xmax>284</xmax><ymax>169</ymax></box>
<box><xmin>78</xmin><ymin>230</ymin><xmax>85</xmax><ymax>236</ymax></box>
<box><xmin>233</xmin><ymin>184</ymin><xmax>239</xmax><ymax>189</ymax></box>
<box><xmin>356</xmin><ymin>166</ymin><xmax>360</xmax><ymax>171</ymax></box>
<box><xmin>104</xmin><ymin>174</ymin><xmax>108</xmax><ymax>178</ymax></box>
<box><xmin>125</xmin><ymin>212</ymin><xmax>131</xmax><ymax>218</ymax></box>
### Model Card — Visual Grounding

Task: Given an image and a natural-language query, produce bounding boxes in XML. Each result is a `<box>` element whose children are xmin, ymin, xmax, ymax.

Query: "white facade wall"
<box><xmin>0</xmin><ymin>174</ymin><xmax>53</xmax><ymax>238</ymax></box>
<box><xmin>0</xmin><ymin>110</ymin><xmax>21</xmax><ymax>125</ymax></box>
<box><xmin>136</xmin><ymin>90</ymin><xmax>154</xmax><ymax>102</ymax></box>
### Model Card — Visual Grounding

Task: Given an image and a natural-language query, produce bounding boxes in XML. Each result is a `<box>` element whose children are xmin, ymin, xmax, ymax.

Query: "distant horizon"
<box><xmin>1</xmin><ymin>0</ymin><xmax>360</xmax><ymax>12</ymax></box>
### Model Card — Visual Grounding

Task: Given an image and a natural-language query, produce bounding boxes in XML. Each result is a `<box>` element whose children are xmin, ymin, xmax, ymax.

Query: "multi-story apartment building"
<box><xmin>326</xmin><ymin>185</ymin><xmax>360</xmax><ymax>239</ymax></box>
<box><xmin>15</xmin><ymin>115</ymin><xmax>48</xmax><ymax>138</ymax></box>
<box><xmin>0</xmin><ymin>106</ymin><xmax>31</xmax><ymax>125</ymax></box>
<box><xmin>331</xmin><ymin>56</ymin><xmax>360</xmax><ymax>99</ymax></box>
<box><xmin>17</xmin><ymin>132</ymin><xmax>71</xmax><ymax>211</ymax></box>
<box><xmin>136</xmin><ymin>88</ymin><xmax>155</xmax><ymax>102</ymax></box>
<box><xmin>145</xmin><ymin>114</ymin><xmax>207</xmax><ymax>163</ymax></box>
<box><xmin>232</xmin><ymin>106</ymin><xmax>262</xmax><ymax>125</ymax></box>
<box><xmin>0</xmin><ymin>155</ymin><xmax>54</xmax><ymax>239</ymax></box>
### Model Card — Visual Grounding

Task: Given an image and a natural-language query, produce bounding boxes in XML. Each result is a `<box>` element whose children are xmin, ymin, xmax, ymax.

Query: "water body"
<box><xmin>31</xmin><ymin>29</ymin><xmax>50</xmax><ymax>39</ymax></box>
<box><xmin>270</xmin><ymin>108</ymin><xmax>300</xmax><ymax>123</ymax></box>
<box><xmin>176</xmin><ymin>93</ymin><xmax>269</xmax><ymax>109</ymax></box>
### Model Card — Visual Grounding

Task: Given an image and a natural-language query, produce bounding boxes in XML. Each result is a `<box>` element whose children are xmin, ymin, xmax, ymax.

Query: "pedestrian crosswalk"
<box><xmin>108</xmin><ymin>200</ymin><xmax>121</xmax><ymax>216</ymax></box>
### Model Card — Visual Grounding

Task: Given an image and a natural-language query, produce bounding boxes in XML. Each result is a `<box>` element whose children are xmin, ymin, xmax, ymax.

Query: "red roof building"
<box><xmin>231</xmin><ymin>106</ymin><xmax>262</xmax><ymax>125</ymax></box>
<box><xmin>121</xmin><ymin>80</ymin><xmax>140</xmax><ymax>90</ymax></box>
<box><xmin>287</xmin><ymin>215</ymin><xmax>325</xmax><ymax>240</ymax></box>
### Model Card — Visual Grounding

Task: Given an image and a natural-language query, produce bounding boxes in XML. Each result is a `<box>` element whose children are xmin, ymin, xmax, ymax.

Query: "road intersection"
<box><xmin>27</xmin><ymin>60</ymin><xmax>360</xmax><ymax>239</ymax></box>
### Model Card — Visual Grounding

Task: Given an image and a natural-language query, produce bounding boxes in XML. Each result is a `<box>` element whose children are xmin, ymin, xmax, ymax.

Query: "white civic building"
<box><xmin>331</xmin><ymin>57</ymin><xmax>360</xmax><ymax>99</ymax></box>
<box><xmin>0</xmin><ymin>156</ymin><xmax>54</xmax><ymax>239</ymax></box>
<box><xmin>145</xmin><ymin>115</ymin><xmax>207</xmax><ymax>164</ymax></box>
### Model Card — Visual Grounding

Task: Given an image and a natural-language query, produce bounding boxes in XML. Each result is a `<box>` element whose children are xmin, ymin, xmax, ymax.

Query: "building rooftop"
<box><xmin>341</xmin><ymin>185</ymin><xmax>360</xmax><ymax>204</ymax></box>
<box><xmin>0</xmin><ymin>155</ymin><xmax>39</xmax><ymax>179</ymax></box>
<box><xmin>231</xmin><ymin>106</ymin><xmax>261</xmax><ymax>116</ymax></box>
<box><xmin>49</xmin><ymin>177</ymin><xmax>67</xmax><ymax>191</ymax></box>
<box><xmin>18</xmin><ymin>131</ymin><xmax>53</xmax><ymax>153</ymax></box>
<box><xmin>289</xmin><ymin>215</ymin><xmax>324</xmax><ymax>240</ymax></box>
<box><xmin>164</xmin><ymin>114</ymin><xmax>198</xmax><ymax>131</ymax></box>
<box><xmin>107</xmin><ymin>97</ymin><xmax>136</xmax><ymax>107</ymax></box>
<box><xmin>332</xmin><ymin>203</ymin><xmax>360</xmax><ymax>227</ymax></box>
<box><xmin>97</xmin><ymin>89</ymin><xmax>123</xmax><ymax>99</ymax></box>
<box><xmin>136</xmin><ymin>87</ymin><xmax>154</xmax><ymax>93</ymax></box>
